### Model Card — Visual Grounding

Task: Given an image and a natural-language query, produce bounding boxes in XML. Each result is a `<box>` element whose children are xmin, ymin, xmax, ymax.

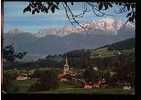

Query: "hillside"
<box><xmin>66</xmin><ymin>37</ymin><xmax>135</xmax><ymax>58</ymax></box>
<box><xmin>4</xmin><ymin>37</ymin><xmax>135</xmax><ymax>69</ymax></box>
<box><xmin>106</xmin><ymin>38</ymin><xmax>135</xmax><ymax>50</ymax></box>
<box><xmin>91</xmin><ymin>38</ymin><xmax>135</xmax><ymax>58</ymax></box>
<box><xmin>4</xmin><ymin>18</ymin><xmax>135</xmax><ymax>61</ymax></box>
<box><xmin>61</xmin><ymin>37</ymin><xmax>134</xmax><ymax>69</ymax></box>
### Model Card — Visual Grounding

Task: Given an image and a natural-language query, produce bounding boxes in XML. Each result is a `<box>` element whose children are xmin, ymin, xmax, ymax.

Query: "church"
<box><xmin>58</xmin><ymin>56</ymin><xmax>77</xmax><ymax>81</ymax></box>
<box><xmin>63</xmin><ymin>56</ymin><xmax>71</xmax><ymax>74</ymax></box>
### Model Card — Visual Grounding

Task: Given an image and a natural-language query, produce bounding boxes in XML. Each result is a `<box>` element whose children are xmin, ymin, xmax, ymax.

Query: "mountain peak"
<box><xmin>6</xmin><ymin>18</ymin><xmax>135</xmax><ymax>37</ymax></box>
<box><xmin>85</xmin><ymin>18</ymin><xmax>123</xmax><ymax>32</ymax></box>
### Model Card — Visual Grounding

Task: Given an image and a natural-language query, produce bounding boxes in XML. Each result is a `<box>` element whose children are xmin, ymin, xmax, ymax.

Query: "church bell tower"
<box><xmin>64</xmin><ymin>56</ymin><xmax>69</xmax><ymax>74</ymax></box>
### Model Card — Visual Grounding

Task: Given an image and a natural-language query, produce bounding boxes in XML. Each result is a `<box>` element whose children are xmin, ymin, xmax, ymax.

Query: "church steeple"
<box><xmin>64</xmin><ymin>56</ymin><xmax>69</xmax><ymax>67</ymax></box>
<box><xmin>64</xmin><ymin>56</ymin><xmax>69</xmax><ymax>74</ymax></box>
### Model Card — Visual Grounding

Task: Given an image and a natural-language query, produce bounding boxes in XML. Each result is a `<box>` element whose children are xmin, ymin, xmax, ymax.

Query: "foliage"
<box><xmin>82</xmin><ymin>66</ymin><xmax>99</xmax><ymax>82</ymax></box>
<box><xmin>3</xmin><ymin>45</ymin><xmax>27</xmax><ymax>62</ymax></box>
<box><xmin>112</xmin><ymin>54</ymin><xmax>135</xmax><ymax>87</ymax></box>
<box><xmin>37</xmin><ymin>55</ymin><xmax>64</xmax><ymax>68</ymax></box>
<box><xmin>65</xmin><ymin>49</ymin><xmax>91</xmax><ymax>68</ymax></box>
<box><xmin>3</xmin><ymin>71</ymin><xmax>18</xmax><ymax>92</ymax></box>
<box><xmin>23</xmin><ymin>2</ymin><xmax>135</xmax><ymax>28</ymax></box>
<box><xmin>30</xmin><ymin>69</ymin><xmax>43</xmax><ymax>78</ymax></box>
<box><xmin>29</xmin><ymin>70</ymin><xmax>59</xmax><ymax>91</ymax></box>
<box><xmin>23</xmin><ymin>2</ymin><xmax>61</xmax><ymax>14</ymax></box>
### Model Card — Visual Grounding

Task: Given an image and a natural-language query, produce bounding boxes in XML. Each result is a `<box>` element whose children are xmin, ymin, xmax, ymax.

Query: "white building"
<box><xmin>63</xmin><ymin>56</ymin><xmax>70</xmax><ymax>74</ymax></box>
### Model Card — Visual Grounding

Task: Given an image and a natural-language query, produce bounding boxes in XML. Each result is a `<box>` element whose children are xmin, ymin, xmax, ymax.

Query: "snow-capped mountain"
<box><xmin>4</xmin><ymin>17</ymin><xmax>135</xmax><ymax>61</ymax></box>
<box><xmin>34</xmin><ymin>17</ymin><xmax>135</xmax><ymax>37</ymax></box>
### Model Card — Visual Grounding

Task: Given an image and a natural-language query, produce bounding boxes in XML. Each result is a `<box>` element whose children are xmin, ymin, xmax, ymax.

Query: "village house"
<box><xmin>16</xmin><ymin>73</ymin><xmax>30</xmax><ymax>80</ymax></box>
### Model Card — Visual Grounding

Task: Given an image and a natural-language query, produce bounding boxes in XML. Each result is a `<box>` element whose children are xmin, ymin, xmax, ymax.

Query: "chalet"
<box><xmin>84</xmin><ymin>82</ymin><xmax>93</xmax><ymax>89</ymax></box>
<box><xmin>84</xmin><ymin>84</ymin><xmax>93</xmax><ymax>89</ymax></box>
<box><xmin>16</xmin><ymin>73</ymin><xmax>30</xmax><ymax>80</ymax></box>
<box><xmin>123</xmin><ymin>86</ymin><xmax>131</xmax><ymax>90</ymax></box>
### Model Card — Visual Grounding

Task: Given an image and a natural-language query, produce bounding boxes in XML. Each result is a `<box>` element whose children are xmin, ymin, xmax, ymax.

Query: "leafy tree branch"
<box><xmin>23</xmin><ymin>2</ymin><xmax>135</xmax><ymax>29</ymax></box>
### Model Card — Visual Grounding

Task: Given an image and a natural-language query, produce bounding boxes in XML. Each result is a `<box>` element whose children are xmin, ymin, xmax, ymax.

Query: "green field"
<box><xmin>10</xmin><ymin>80</ymin><xmax>134</xmax><ymax>94</ymax></box>
<box><xmin>91</xmin><ymin>47</ymin><xmax>134</xmax><ymax>58</ymax></box>
<box><xmin>9</xmin><ymin>79</ymin><xmax>37</xmax><ymax>93</ymax></box>
<box><xmin>34</xmin><ymin>88</ymin><xmax>134</xmax><ymax>94</ymax></box>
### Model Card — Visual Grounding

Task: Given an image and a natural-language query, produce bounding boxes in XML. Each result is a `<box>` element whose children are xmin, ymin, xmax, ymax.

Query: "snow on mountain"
<box><xmin>6</xmin><ymin>18</ymin><xmax>134</xmax><ymax>38</ymax></box>
<box><xmin>4</xmin><ymin>17</ymin><xmax>135</xmax><ymax>61</ymax></box>
<box><xmin>34</xmin><ymin>17</ymin><xmax>134</xmax><ymax>37</ymax></box>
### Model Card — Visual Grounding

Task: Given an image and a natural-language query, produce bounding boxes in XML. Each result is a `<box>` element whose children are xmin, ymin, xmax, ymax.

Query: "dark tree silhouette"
<box><xmin>3</xmin><ymin>45</ymin><xmax>27</xmax><ymax>62</ymax></box>
<box><xmin>23</xmin><ymin>2</ymin><xmax>135</xmax><ymax>29</ymax></box>
<box><xmin>29</xmin><ymin>70</ymin><xmax>59</xmax><ymax>91</ymax></box>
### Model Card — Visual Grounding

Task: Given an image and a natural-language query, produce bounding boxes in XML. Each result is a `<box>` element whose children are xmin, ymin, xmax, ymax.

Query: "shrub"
<box><xmin>28</xmin><ymin>69</ymin><xmax>59</xmax><ymax>92</ymax></box>
<box><xmin>3</xmin><ymin>71</ymin><xmax>18</xmax><ymax>92</ymax></box>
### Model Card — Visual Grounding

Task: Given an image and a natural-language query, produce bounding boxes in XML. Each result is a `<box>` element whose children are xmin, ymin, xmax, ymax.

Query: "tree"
<box><xmin>30</xmin><ymin>69</ymin><xmax>43</xmax><ymax>78</ymax></box>
<box><xmin>2</xmin><ymin>45</ymin><xmax>27</xmax><ymax>93</ymax></box>
<box><xmin>3</xmin><ymin>45</ymin><xmax>27</xmax><ymax>63</ymax></box>
<box><xmin>23</xmin><ymin>2</ymin><xmax>135</xmax><ymax>29</ymax></box>
<box><xmin>112</xmin><ymin>53</ymin><xmax>135</xmax><ymax>86</ymax></box>
<box><xmin>29</xmin><ymin>70</ymin><xmax>59</xmax><ymax>91</ymax></box>
<box><xmin>82</xmin><ymin>66</ymin><xmax>99</xmax><ymax>82</ymax></box>
<box><xmin>39</xmin><ymin>70</ymin><xmax>59</xmax><ymax>90</ymax></box>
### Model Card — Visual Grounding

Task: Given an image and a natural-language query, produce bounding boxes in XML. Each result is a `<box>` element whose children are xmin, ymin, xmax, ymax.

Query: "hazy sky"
<box><xmin>4</xmin><ymin>2</ymin><xmax>129</xmax><ymax>33</ymax></box>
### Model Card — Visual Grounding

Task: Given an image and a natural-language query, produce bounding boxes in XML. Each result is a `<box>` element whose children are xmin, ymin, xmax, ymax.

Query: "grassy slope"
<box><xmin>35</xmin><ymin>88</ymin><xmax>134</xmax><ymax>94</ymax></box>
<box><xmin>11</xmin><ymin>80</ymin><xmax>134</xmax><ymax>94</ymax></box>
<box><xmin>10</xmin><ymin>79</ymin><xmax>36</xmax><ymax>93</ymax></box>
<box><xmin>89</xmin><ymin>38</ymin><xmax>135</xmax><ymax>58</ymax></box>
<box><xmin>90</xmin><ymin>47</ymin><xmax>134</xmax><ymax>59</ymax></box>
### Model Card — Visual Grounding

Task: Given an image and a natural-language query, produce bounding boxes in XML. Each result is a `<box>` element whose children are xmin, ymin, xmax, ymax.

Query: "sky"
<box><xmin>4</xmin><ymin>2</ymin><xmax>129</xmax><ymax>33</ymax></box>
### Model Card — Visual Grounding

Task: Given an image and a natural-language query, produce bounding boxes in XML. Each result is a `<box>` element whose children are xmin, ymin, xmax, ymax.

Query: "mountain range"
<box><xmin>4</xmin><ymin>18</ymin><xmax>135</xmax><ymax>61</ymax></box>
